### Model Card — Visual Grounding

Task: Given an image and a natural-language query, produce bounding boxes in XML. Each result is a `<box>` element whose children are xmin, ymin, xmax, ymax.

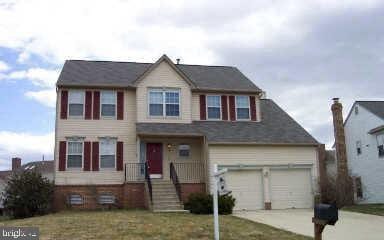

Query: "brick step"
<box><xmin>152</xmin><ymin>189</ymin><xmax>178</xmax><ymax>193</ymax></box>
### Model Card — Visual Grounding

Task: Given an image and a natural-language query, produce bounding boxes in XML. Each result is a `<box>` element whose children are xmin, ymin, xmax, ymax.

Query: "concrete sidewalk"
<box><xmin>235</xmin><ymin>209</ymin><xmax>384</xmax><ymax>240</ymax></box>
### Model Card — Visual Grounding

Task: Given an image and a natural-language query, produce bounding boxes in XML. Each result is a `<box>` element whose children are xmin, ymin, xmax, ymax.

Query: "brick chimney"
<box><xmin>331</xmin><ymin>98</ymin><xmax>353</xmax><ymax>206</ymax></box>
<box><xmin>12</xmin><ymin>157</ymin><xmax>21</xmax><ymax>171</ymax></box>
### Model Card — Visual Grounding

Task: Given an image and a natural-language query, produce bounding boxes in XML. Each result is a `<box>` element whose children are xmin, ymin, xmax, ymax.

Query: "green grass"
<box><xmin>343</xmin><ymin>204</ymin><xmax>384</xmax><ymax>216</ymax></box>
<box><xmin>0</xmin><ymin>210</ymin><xmax>311</xmax><ymax>240</ymax></box>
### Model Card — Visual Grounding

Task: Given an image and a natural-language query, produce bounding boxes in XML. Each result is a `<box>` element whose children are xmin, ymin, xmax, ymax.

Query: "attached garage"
<box><xmin>209</xmin><ymin>145</ymin><xmax>318</xmax><ymax>210</ymax></box>
<box><xmin>225</xmin><ymin>170</ymin><xmax>263</xmax><ymax>210</ymax></box>
<box><xmin>270</xmin><ymin>169</ymin><xmax>313</xmax><ymax>209</ymax></box>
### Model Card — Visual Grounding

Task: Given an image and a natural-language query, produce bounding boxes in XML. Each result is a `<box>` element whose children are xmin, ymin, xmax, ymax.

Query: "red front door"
<box><xmin>146</xmin><ymin>143</ymin><xmax>163</xmax><ymax>176</ymax></box>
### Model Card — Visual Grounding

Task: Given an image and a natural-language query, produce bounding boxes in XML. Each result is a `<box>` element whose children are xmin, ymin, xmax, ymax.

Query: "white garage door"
<box><xmin>270</xmin><ymin>169</ymin><xmax>313</xmax><ymax>209</ymax></box>
<box><xmin>226</xmin><ymin>170</ymin><xmax>263</xmax><ymax>210</ymax></box>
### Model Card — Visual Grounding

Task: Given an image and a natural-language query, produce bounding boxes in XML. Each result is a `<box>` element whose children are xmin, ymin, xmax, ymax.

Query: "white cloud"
<box><xmin>25</xmin><ymin>89</ymin><xmax>56</xmax><ymax>107</ymax></box>
<box><xmin>0</xmin><ymin>61</ymin><xmax>10</xmax><ymax>72</ymax></box>
<box><xmin>0</xmin><ymin>131</ymin><xmax>54</xmax><ymax>170</ymax></box>
<box><xmin>0</xmin><ymin>0</ymin><xmax>380</xmax><ymax>65</ymax></box>
<box><xmin>7</xmin><ymin>68</ymin><xmax>59</xmax><ymax>88</ymax></box>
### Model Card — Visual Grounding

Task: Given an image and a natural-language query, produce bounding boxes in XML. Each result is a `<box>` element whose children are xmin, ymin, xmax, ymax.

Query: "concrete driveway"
<box><xmin>234</xmin><ymin>209</ymin><xmax>384</xmax><ymax>240</ymax></box>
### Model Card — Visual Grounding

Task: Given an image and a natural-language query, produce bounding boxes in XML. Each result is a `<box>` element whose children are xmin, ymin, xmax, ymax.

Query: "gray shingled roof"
<box><xmin>57</xmin><ymin>59</ymin><xmax>261</xmax><ymax>92</ymax></box>
<box><xmin>137</xmin><ymin>99</ymin><xmax>318</xmax><ymax>144</ymax></box>
<box><xmin>0</xmin><ymin>160</ymin><xmax>54</xmax><ymax>181</ymax></box>
<box><xmin>358</xmin><ymin>101</ymin><xmax>384</xmax><ymax>120</ymax></box>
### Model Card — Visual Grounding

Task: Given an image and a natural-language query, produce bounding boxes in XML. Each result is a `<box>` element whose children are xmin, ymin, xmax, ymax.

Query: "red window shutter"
<box><xmin>85</xmin><ymin>91</ymin><xmax>92</xmax><ymax>120</ymax></box>
<box><xmin>199</xmin><ymin>95</ymin><xmax>206</xmax><ymax>120</ymax></box>
<box><xmin>116</xmin><ymin>141</ymin><xmax>124</xmax><ymax>171</ymax></box>
<box><xmin>117</xmin><ymin>91</ymin><xmax>124</xmax><ymax>120</ymax></box>
<box><xmin>250</xmin><ymin>96</ymin><xmax>257</xmax><ymax>121</ymax></box>
<box><xmin>229</xmin><ymin>96</ymin><xmax>236</xmax><ymax>121</ymax></box>
<box><xmin>221</xmin><ymin>95</ymin><xmax>228</xmax><ymax>120</ymax></box>
<box><xmin>83</xmin><ymin>141</ymin><xmax>91</xmax><ymax>171</ymax></box>
<box><xmin>60</xmin><ymin>90</ymin><xmax>68</xmax><ymax>119</ymax></box>
<box><xmin>58</xmin><ymin>141</ymin><xmax>66</xmax><ymax>171</ymax></box>
<box><xmin>92</xmin><ymin>142</ymin><xmax>99</xmax><ymax>171</ymax></box>
<box><xmin>93</xmin><ymin>91</ymin><xmax>100</xmax><ymax>120</ymax></box>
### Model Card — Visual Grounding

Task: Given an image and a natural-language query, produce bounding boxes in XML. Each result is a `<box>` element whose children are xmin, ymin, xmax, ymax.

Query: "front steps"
<box><xmin>151</xmin><ymin>180</ymin><xmax>185</xmax><ymax>212</ymax></box>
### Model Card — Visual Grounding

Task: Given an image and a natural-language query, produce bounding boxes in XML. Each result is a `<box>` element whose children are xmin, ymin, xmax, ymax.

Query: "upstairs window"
<box><xmin>207</xmin><ymin>95</ymin><xmax>221</xmax><ymax>119</ymax></box>
<box><xmin>100</xmin><ymin>138</ymin><xmax>116</xmax><ymax>169</ymax></box>
<box><xmin>377</xmin><ymin>134</ymin><xmax>384</xmax><ymax>158</ymax></box>
<box><xmin>356</xmin><ymin>141</ymin><xmax>362</xmax><ymax>155</ymax></box>
<box><xmin>67</xmin><ymin>141</ymin><xmax>83</xmax><ymax>168</ymax></box>
<box><xmin>149</xmin><ymin>89</ymin><xmax>180</xmax><ymax>117</ymax></box>
<box><xmin>68</xmin><ymin>91</ymin><xmax>84</xmax><ymax>117</ymax></box>
<box><xmin>165</xmin><ymin>91</ymin><xmax>180</xmax><ymax>116</ymax></box>
<box><xmin>235</xmin><ymin>96</ymin><xmax>250</xmax><ymax>120</ymax></box>
<box><xmin>101</xmin><ymin>91</ymin><xmax>116</xmax><ymax>117</ymax></box>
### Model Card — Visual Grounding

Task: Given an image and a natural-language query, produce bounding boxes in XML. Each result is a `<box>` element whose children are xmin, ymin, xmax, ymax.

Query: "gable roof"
<box><xmin>137</xmin><ymin>99</ymin><xmax>318</xmax><ymax>145</ymax></box>
<box><xmin>57</xmin><ymin>55</ymin><xmax>262</xmax><ymax>93</ymax></box>
<box><xmin>344</xmin><ymin>101</ymin><xmax>384</xmax><ymax>126</ymax></box>
<box><xmin>357</xmin><ymin>101</ymin><xmax>384</xmax><ymax>120</ymax></box>
<box><xmin>132</xmin><ymin>54</ymin><xmax>196</xmax><ymax>88</ymax></box>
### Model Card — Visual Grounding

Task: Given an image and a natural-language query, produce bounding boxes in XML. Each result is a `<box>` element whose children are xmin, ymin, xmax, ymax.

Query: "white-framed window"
<box><xmin>68</xmin><ymin>90</ymin><xmax>84</xmax><ymax>117</ymax></box>
<box><xmin>377</xmin><ymin>134</ymin><xmax>384</xmax><ymax>158</ymax></box>
<box><xmin>206</xmin><ymin>95</ymin><xmax>221</xmax><ymax>120</ymax></box>
<box><xmin>100</xmin><ymin>138</ymin><xmax>116</xmax><ymax>169</ymax></box>
<box><xmin>67</xmin><ymin>141</ymin><xmax>83</xmax><ymax>169</ymax></box>
<box><xmin>101</xmin><ymin>91</ymin><xmax>116</xmax><ymax>117</ymax></box>
<box><xmin>235</xmin><ymin>96</ymin><xmax>250</xmax><ymax>120</ymax></box>
<box><xmin>179</xmin><ymin>144</ymin><xmax>190</xmax><ymax>157</ymax></box>
<box><xmin>356</xmin><ymin>141</ymin><xmax>362</xmax><ymax>155</ymax></box>
<box><xmin>68</xmin><ymin>194</ymin><xmax>83</xmax><ymax>205</ymax></box>
<box><xmin>148</xmin><ymin>89</ymin><xmax>180</xmax><ymax>117</ymax></box>
<box><xmin>98</xmin><ymin>193</ymin><xmax>116</xmax><ymax>204</ymax></box>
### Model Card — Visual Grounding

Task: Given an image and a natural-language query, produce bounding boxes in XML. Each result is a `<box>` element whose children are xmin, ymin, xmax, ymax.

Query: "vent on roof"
<box><xmin>176</xmin><ymin>58</ymin><xmax>180</xmax><ymax>64</ymax></box>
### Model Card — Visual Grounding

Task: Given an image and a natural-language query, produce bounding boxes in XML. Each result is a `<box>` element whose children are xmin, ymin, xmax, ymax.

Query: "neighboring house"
<box><xmin>340</xmin><ymin>101</ymin><xmax>384</xmax><ymax>203</ymax></box>
<box><xmin>0</xmin><ymin>158</ymin><xmax>54</xmax><ymax>208</ymax></box>
<box><xmin>54</xmin><ymin>54</ymin><xmax>320</xmax><ymax>211</ymax></box>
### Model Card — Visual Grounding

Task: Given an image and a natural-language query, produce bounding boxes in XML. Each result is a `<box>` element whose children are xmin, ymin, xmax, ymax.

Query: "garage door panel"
<box><xmin>226</xmin><ymin>170</ymin><xmax>263</xmax><ymax>210</ymax></box>
<box><xmin>270</xmin><ymin>169</ymin><xmax>313</xmax><ymax>209</ymax></box>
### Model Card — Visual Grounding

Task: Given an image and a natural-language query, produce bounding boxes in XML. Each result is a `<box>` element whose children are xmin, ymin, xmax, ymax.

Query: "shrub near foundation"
<box><xmin>184</xmin><ymin>193</ymin><xmax>236</xmax><ymax>214</ymax></box>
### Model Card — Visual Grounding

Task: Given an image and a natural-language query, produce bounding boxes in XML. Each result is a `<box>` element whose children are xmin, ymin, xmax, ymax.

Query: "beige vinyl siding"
<box><xmin>208</xmin><ymin>145</ymin><xmax>319</xmax><ymax>193</ymax></box>
<box><xmin>139</xmin><ymin>137</ymin><xmax>204</xmax><ymax>183</ymax></box>
<box><xmin>191</xmin><ymin>93</ymin><xmax>261</xmax><ymax>121</ymax></box>
<box><xmin>55</xmin><ymin>89</ymin><xmax>137</xmax><ymax>185</ymax></box>
<box><xmin>136</xmin><ymin>61</ymin><xmax>192</xmax><ymax>123</ymax></box>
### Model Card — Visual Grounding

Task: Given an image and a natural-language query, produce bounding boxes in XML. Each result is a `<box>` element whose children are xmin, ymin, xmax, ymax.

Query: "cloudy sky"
<box><xmin>0</xmin><ymin>0</ymin><xmax>383</xmax><ymax>169</ymax></box>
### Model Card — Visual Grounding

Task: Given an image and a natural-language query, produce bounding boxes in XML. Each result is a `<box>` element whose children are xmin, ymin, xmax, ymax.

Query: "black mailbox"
<box><xmin>314</xmin><ymin>203</ymin><xmax>338</xmax><ymax>225</ymax></box>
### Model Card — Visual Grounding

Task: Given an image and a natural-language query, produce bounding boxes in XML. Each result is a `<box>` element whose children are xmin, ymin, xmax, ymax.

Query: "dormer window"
<box><xmin>68</xmin><ymin>90</ymin><xmax>84</xmax><ymax>117</ymax></box>
<box><xmin>235</xmin><ymin>96</ymin><xmax>250</xmax><ymax>120</ymax></box>
<box><xmin>149</xmin><ymin>89</ymin><xmax>180</xmax><ymax>117</ymax></box>
<box><xmin>101</xmin><ymin>91</ymin><xmax>116</xmax><ymax>117</ymax></box>
<box><xmin>206</xmin><ymin>95</ymin><xmax>221</xmax><ymax>120</ymax></box>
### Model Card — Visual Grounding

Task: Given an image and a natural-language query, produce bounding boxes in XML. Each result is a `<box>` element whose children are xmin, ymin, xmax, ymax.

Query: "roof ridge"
<box><xmin>67</xmin><ymin>59</ymin><xmax>153</xmax><ymax>65</ymax></box>
<box><xmin>356</xmin><ymin>100</ymin><xmax>384</xmax><ymax>102</ymax></box>
<box><xmin>66</xmin><ymin>59</ymin><xmax>237</xmax><ymax>68</ymax></box>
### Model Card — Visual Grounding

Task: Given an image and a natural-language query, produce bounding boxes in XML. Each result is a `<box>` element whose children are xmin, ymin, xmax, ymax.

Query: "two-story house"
<box><xmin>53</xmin><ymin>55</ymin><xmax>320</xmax><ymax>211</ymax></box>
<box><xmin>340</xmin><ymin>101</ymin><xmax>384</xmax><ymax>203</ymax></box>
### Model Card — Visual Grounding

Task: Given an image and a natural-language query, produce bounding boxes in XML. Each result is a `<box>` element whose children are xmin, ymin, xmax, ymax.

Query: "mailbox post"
<box><xmin>312</xmin><ymin>203</ymin><xmax>338</xmax><ymax>240</ymax></box>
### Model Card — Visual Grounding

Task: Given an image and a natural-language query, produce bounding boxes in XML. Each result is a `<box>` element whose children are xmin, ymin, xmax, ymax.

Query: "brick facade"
<box><xmin>179</xmin><ymin>183</ymin><xmax>206</xmax><ymax>203</ymax></box>
<box><xmin>53</xmin><ymin>183</ymin><xmax>145</xmax><ymax>211</ymax></box>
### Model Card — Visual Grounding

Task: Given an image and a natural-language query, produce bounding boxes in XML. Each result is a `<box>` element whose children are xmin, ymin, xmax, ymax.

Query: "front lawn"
<box><xmin>343</xmin><ymin>204</ymin><xmax>384</xmax><ymax>216</ymax></box>
<box><xmin>0</xmin><ymin>210</ymin><xmax>311</xmax><ymax>240</ymax></box>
